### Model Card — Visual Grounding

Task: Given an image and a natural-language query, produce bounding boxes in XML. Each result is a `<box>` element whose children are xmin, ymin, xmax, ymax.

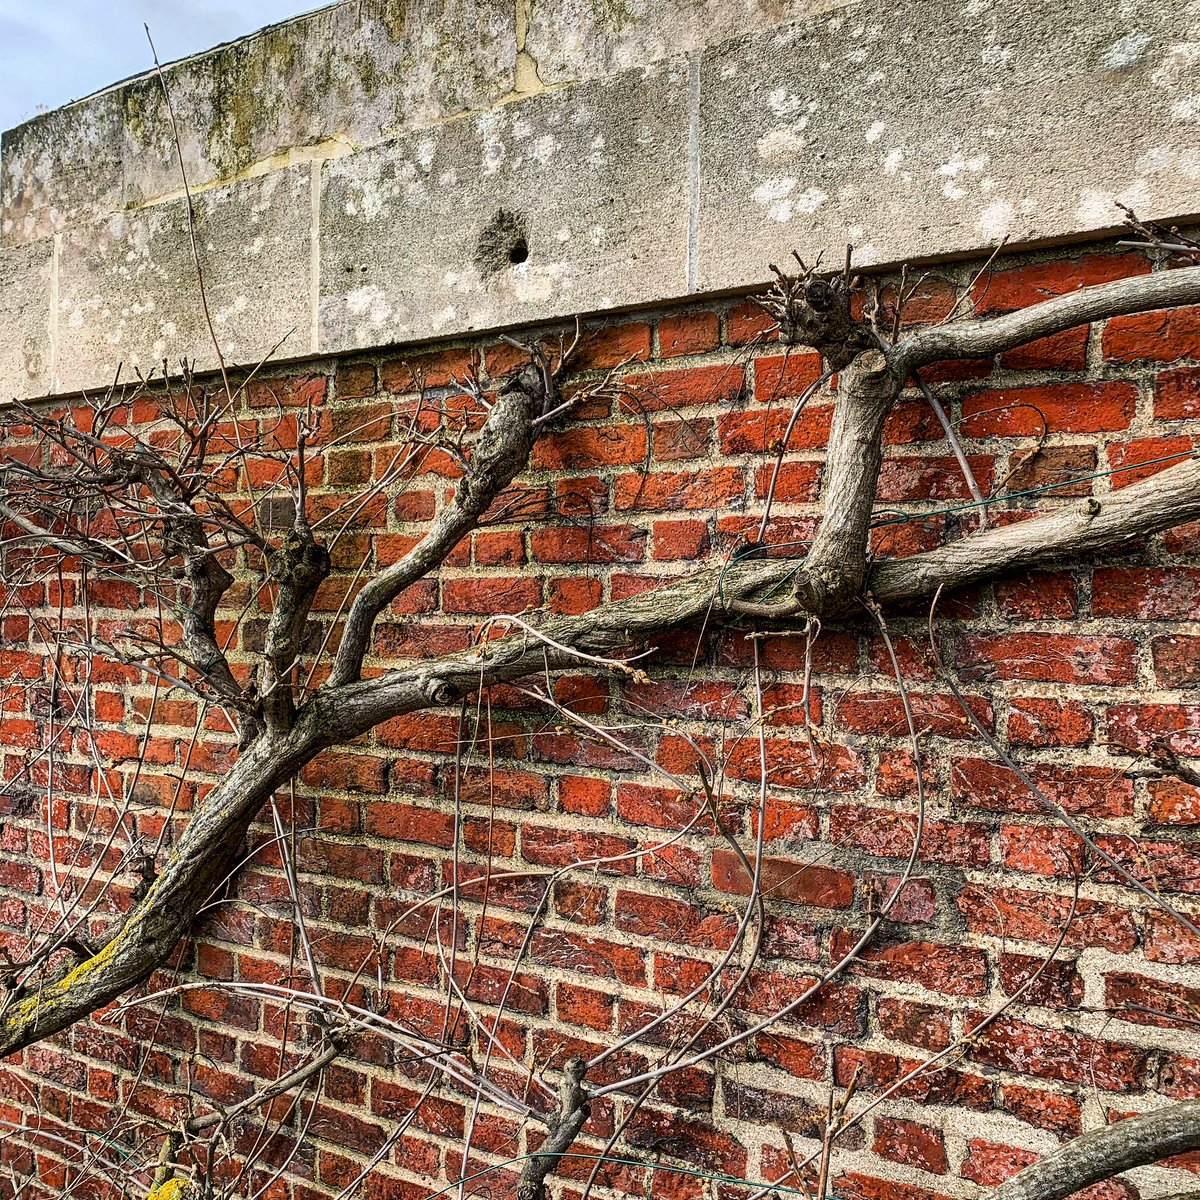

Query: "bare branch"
<box><xmin>900</xmin><ymin>266</ymin><xmax>1200</xmax><ymax>367</ymax></box>
<box><xmin>993</xmin><ymin>1101</ymin><xmax>1200</xmax><ymax>1200</ymax></box>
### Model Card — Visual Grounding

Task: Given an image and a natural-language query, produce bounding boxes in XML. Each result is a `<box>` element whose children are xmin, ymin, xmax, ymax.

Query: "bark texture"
<box><xmin>993</xmin><ymin>1101</ymin><xmax>1200</xmax><ymax>1200</ymax></box>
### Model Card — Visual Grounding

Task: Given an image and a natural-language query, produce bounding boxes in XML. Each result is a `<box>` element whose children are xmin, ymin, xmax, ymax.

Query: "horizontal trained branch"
<box><xmin>993</xmin><ymin>1100</ymin><xmax>1200</xmax><ymax>1200</ymax></box>
<box><xmin>900</xmin><ymin>265</ymin><xmax>1200</xmax><ymax>367</ymax></box>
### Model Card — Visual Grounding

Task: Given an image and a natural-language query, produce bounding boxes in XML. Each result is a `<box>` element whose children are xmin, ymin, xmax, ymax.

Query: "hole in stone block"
<box><xmin>476</xmin><ymin>209</ymin><xmax>530</xmax><ymax>278</ymax></box>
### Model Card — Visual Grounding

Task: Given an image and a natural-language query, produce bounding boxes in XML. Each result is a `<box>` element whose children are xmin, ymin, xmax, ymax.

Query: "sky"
<box><xmin>0</xmin><ymin>0</ymin><xmax>315</xmax><ymax>133</ymax></box>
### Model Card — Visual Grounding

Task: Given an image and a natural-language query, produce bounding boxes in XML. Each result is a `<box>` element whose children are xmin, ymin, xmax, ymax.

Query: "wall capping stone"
<box><xmin>3</xmin><ymin>0</ymin><xmax>1199</xmax><ymax>402</ymax></box>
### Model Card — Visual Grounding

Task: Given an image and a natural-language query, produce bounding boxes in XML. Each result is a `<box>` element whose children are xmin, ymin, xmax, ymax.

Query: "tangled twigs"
<box><xmin>1117</xmin><ymin>202</ymin><xmax>1200</xmax><ymax>262</ymax></box>
<box><xmin>756</xmin><ymin>247</ymin><xmax>874</xmax><ymax>368</ymax></box>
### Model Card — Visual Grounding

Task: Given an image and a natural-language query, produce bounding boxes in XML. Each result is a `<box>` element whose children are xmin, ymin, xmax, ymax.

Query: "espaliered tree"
<box><xmin>3</xmin><ymin>227</ymin><xmax>1200</xmax><ymax>1200</ymax></box>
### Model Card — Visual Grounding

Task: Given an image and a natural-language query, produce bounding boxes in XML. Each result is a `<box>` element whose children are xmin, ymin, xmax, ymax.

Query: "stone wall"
<box><xmin>3</xmin><ymin>0</ymin><xmax>1200</xmax><ymax>401</ymax></box>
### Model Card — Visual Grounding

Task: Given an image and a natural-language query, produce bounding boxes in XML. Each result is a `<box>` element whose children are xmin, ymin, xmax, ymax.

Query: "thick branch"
<box><xmin>790</xmin><ymin>348</ymin><xmax>902</xmax><ymax>614</ymax></box>
<box><xmin>870</xmin><ymin>456</ymin><xmax>1200</xmax><ymax>602</ymax></box>
<box><xmin>260</xmin><ymin>525</ymin><xmax>330</xmax><ymax>731</ymax></box>
<box><xmin>993</xmin><ymin>1101</ymin><xmax>1200</xmax><ymax>1200</ymax></box>
<box><xmin>317</xmin><ymin>453</ymin><xmax>1200</xmax><ymax>741</ymax></box>
<box><xmin>4</xmin><ymin>452</ymin><xmax>1197</xmax><ymax>1061</ymax></box>
<box><xmin>329</xmin><ymin>363</ymin><xmax>548</xmax><ymax>687</ymax></box>
<box><xmin>900</xmin><ymin>266</ymin><xmax>1200</xmax><ymax>367</ymax></box>
<box><xmin>0</xmin><ymin>726</ymin><xmax>314</xmax><ymax>1058</ymax></box>
<box><xmin>517</xmin><ymin>1059</ymin><xmax>590</xmax><ymax>1200</ymax></box>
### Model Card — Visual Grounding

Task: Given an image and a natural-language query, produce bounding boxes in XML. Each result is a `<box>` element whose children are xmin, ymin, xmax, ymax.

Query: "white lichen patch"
<box><xmin>345</xmin><ymin>284</ymin><xmax>391</xmax><ymax>326</ymax></box>
<box><xmin>1075</xmin><ymin>181</ymin><xmax>1150</xmax><ymax>226</ymax></box>
<box><xmin>767</xmin><ymin>88</ymin><xmax>805</xmax><ymax>118</ymax></box>
<box><xmin>752</xmin><ymin>178</ymin><xmax>826</xmax><ymax>223</ymax></box>
<box><xmin>977</xmin><ymin>199</ymin><xmax>1014</xmax><ymax>240</ymax></box>
<box><xmin>1152</xmin><ymin>42</ymin><xmax>1200</xmax><ymax>122</ymax></box>
<box><xmin>756</xmin><ymin>129</ymin><xmax>808</xmax><ymax>164</ymax></box>
<box><xmin>936</xmin><ymin>152</ymin><xmax>990</xmax><ymax>200</ymax></box>
<box><xmin>1103</xmin><ymin>32</ymin><xmax>1152</xmax><ymax>69</ymax></box>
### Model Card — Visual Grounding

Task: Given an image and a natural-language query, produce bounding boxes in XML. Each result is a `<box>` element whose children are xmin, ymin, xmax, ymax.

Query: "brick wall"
<box><xmin>1</xmin><ymin>237</ymin><xmax>1199</xmax><ymax>1200</ymax></box>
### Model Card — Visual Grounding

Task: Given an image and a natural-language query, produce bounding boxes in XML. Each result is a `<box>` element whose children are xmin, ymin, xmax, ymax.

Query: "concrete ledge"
<box><xmin>3</xmin><ymin>0</ymin><xmax>1200</xmax><ymax>401</ymax></box>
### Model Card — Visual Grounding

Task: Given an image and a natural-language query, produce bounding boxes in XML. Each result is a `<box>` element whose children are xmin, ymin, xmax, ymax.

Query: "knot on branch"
<box><xmin>758</xmin><ymin>251</ymin><xmax>874</xmax><ymax>369</ymax></box>
<box><xmin>268</xmin><ymin>526</ymin><xmax>331</xmax><ymax>592</ymax></box>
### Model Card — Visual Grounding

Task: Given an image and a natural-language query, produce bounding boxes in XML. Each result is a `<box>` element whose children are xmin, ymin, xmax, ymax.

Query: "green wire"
<box><xmin>420</xmin><ymin>1151</ymin><xmax>818</xmax><ymax>1200</ymax></box>
<box><xmin>719</xmin><ymin>448</ymin><xmax>1196</xmax><ymax>608</ymax></box>
<box><xmin>868</xmin><ymin>448</ymin><xmax>1195</xmax><ymax>528</ymax></box>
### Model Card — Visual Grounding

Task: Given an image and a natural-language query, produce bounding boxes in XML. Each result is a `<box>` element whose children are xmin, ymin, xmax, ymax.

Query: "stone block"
<box><xmin>526</xmin><ymin>0</ymin><xmax>847</xmax><ymax>85</ymax></box>
<box><xmin>696</xmin><ymin>0</ymin><xmax>1200</xmax><ymax>291</ymax></box>
<box><xmin>0</xmin><ymin>238</ymin><xmax>53</xmax><ymax>399</ymax></box>
<box><xmin>1</xmin><ymin>90</ymin><xmax>125</xmax><ymax>248</ymax></box>
<box><xmin>120</xmin><ymin>0</ymin><xmax>518</xmax><ymax>207</ymax></box>
<box><xmin>55</xmin><ymin>165</ymin><xmax>312</xmax><ymax>394</ymax></box>
<box><xmin>317</xmin><ymin>59</ymin><xmax>691</xmax><ymax>353</ymax></box>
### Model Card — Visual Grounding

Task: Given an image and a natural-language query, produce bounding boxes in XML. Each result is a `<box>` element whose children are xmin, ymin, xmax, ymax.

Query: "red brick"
<box><xmin>1156</xmin><ymin>364</ymin><xmax>1200</xmax><ymax>418</ymax></box>
<box><xmin>1105</xmin><ymin>969</ymin><xmax>1200</xmax><ymax>1030</ymax></box>
<box><xmin>999</xmin><ymin>952</ymin><xmax>1084</xmax><ymax>1008</ymax></box>
<box><xmin>961</xmin><ymin>1140</ymin><xmax>1037</xmax><ymax>1186</ymax></box>
<box><xmin>363</xmin><ymin>802</ymin><xmax>453</xmax><ymax>849</ymax></box>
<box><xmin>442</xmin><ymin>575</ymin><xmax>542</xmax><ymax>613</ymax></box>
<box><xmin>958</xmin><ymin>883</ymin><xmax>1137</xmax><ymax>951</ymax></box>
<box><xmin>726</xmin><ymin>300</ymin><xmax>776</xmax><ymax>346</ymax></box>
<box><xmin>1007</xmin><ymin>697</ymin><xmax>1093</xmax><ymax>747</ymax></box>
<box><xmin>832</xmin><ymin>932</ymin><xmax>989</xmax><ymax>996</ymax></box>
<box><xmin>836</xmin><ymin>691</ymin><xmax>992</xmax><ymax>740</ymax></box>
<box><xmin>1107</xmin><ymin>435</ymin><xmax>1196</xmax><ymax>487</ymax></box>
<box><xmin>531</xmin><ymin>424</ymin><xmax>648</xmax><ymax>470</ymax></box>
<box><xmin>719</xmin><ymin>403</ymin><xmax>832</xmax><ymax>454</ymax></box>
<box><xmin>835</xmin><ymin>1046</ymin><xmax>991</xmax><ymax>1109</ymax></box>
<box><xmin>994</xmin><ymin>571</ymin><xmax>1080</xmax><ymax>619</ymax></box>
<box><xmin>967</xmin><ymin>1015</ymin><xmax>1148</xmax><ymax>1089</ymax></box>
<box><xmin>1092</xmin><ymin>567</ymin><xmax>1200</xmax><ymax>620</ymax></box>
<box><xmin>1145</xmin><ymin>911</ymin><xmax>1200</xmax><ymax>964</ymax></box>
<box><xmin>381</xmin><ymin>347</ymin><xmax>476</xmax><ymax>390</ymax></box>
<box><xmin>999</xmin><ymin>823</ymin><xmax>1084</xmax><ymax>877</ymax></box>
<box><xmin>1004</xmin><ymin>445</ymin><xmax>1098</xmax><ymax>498</ymax></box>
<box><xmin>335</xmin><ymin>362</ymin><xmax>378</xmax><ymax>399</ymax></box>
<box><xmin>625</xmin><ymin>362</ymin><xmax>744</xmax><ymax>410</ymax></box>
<box><xmin>1149</xmin><ymin>779</ymin><xmax>1200</xmax><ymax>825</ymax></box>
<box><xmin>654</xmin><ymin>417</ymin><xmax>713</xmax><ymax>460</ymax></box>
<box><xmin>712</xmin><ymin>848</ymin><xmax>855</xmax><ymax>909</ymax></box>
<box><xmin>973</xmin><ymin>252</ymin><xmax>1150</xmax><ymax>313</ymax></box>
<box><xmin>962</xmin><ymin>632</ymin><xmax>1137</xmax><ymax>685</ymax></box>
<box><xmin>1153</xmin><ymin>635</ymin><xmax>1200</xmax><ymax>687</ymax></box>
<box><xmin>962</xmin><ymin>382</ymin><xmax>1136</xmax><ymax>435</ymax></box>
<box><xmin>952</xmin><ymin>756</ymin><xmax>1134</xmax><ymax>818</ymax></box>
<box><xmin>572</xmin><ymin>321</ymin><xmax>651</xmax><ymax>369</ymax></box>
<box><xmin>753</xmin><ymin>351</ymin><xmax>824</xmax><ymax>402</ymax></box>
<box><xmin>614</xmin><ymin>466</ymin><xmax>744</xmax><ymax>511</ymax></box>
<box><xmin>874</xmin><ymin>1117</ymin><xmax>949</xmax><ymax>1175</ymax></box>
<box><xmin>658</xmin><ymin>311</ymin><xmax>720</xmax><ymax>358</ymax></box>
<box><xmin>1107</xmin><ymin>702</ymin><xmax>1200</xmax><ymax>755</ymax></box>
<box><xmin>651</xmin><ymin>518</ymin><xmax>710</xmax><ymax>560</ymax></box>
<box><xmin>876</xmin><ymin>997</ymin><xmax>953</xmax><ymax>1051</ymax></box>
<box><xmin>1104</xmin><ymin>303</ymin><xmax>1200</xmax><ymax>362</ymax></box>
<box><xmin>555</xmin><ymin>982</ymin><xmax>614</xmax><ymax>1031</ymax></box>
<box><xmin>998</xmin><ymin>1084</ymin><xmax>1082</xmax><ymax>1139</ymax></box>
<box><xmin>530</xmin><ymin>524</ymin><xmax>646</xmax><ymax>564</ymax></box>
